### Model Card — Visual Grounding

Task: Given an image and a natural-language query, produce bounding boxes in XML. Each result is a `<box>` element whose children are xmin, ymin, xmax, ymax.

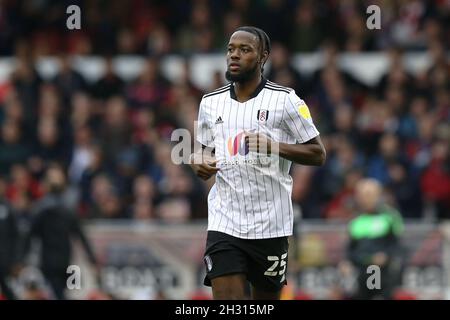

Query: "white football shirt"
<box><xmin>197</xmin><ymin>78</ymin><xmax>319</xmax><ymax>239</ymax></box>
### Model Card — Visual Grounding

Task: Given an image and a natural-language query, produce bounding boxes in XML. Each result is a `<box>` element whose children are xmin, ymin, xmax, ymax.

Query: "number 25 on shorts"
<box><xmin>264</xmin><ymin>253</ymin><xmax>288</xmax><ymax>282</ymax></box>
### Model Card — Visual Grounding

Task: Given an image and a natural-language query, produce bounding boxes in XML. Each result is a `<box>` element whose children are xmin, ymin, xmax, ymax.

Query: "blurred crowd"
<box><xmin>0</xmin><ymin>0</ymin><xmax>449</xmax><ymax>227</ymax></box>
<box><xmin>290</xmin><ymin>41</ymin><xmax>450</xmax><ymax>220</ymax></box>
<box><xmin>0</xmin><ymin>0</ymin><xmax>449</xmax><ymax>56</ymax></box>
<box><xmin>0</xmin><ymin>53</ymin><xmax>209</xmax><ymax>223</ymax></box>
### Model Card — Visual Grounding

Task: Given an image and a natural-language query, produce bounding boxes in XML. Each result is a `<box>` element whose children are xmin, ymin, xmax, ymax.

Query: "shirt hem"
<box><xmin>207</xmin><ymin>227</ymin><xmax>293</xmax><ymax>240</ymax></box>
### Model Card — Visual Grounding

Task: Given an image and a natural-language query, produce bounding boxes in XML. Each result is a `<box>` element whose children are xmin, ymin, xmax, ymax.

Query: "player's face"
<box><xmin>225</xmin><ymin>31</ymin><xmax>260</xmax><ymax>82</ymax></box>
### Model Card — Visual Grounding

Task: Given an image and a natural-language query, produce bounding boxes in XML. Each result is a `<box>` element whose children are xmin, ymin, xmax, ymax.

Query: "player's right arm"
<box><xmin>190</xmin><ymin>98</ymin><xmax>219</xmax><ymax>180</ymax></box>
<box><xmin>189</xmin><ymin>145</ymin><xmax>219</xmax><ymax>180</ymax></box>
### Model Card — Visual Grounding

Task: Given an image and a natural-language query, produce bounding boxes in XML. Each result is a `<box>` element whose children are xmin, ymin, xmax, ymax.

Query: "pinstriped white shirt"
<box><xmin>197</xmin><ymin>78</ymin><xmax>319</xmax><ymax>239</ymax></box>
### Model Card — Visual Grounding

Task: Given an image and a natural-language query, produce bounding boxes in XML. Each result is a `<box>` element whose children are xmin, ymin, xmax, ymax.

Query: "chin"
<box><xmin>225</xmin><ymin>70</ymin><xmax>249</xmax><ymax>82</ymax></box>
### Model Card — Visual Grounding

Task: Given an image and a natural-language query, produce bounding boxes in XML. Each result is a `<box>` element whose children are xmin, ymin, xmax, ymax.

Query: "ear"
<box><xmin>260</xmin><ymin>50</ymin><xmax>269</xmax><ymax>67</ymax></box>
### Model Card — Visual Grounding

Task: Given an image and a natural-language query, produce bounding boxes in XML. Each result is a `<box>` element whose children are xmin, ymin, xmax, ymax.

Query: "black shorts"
<box><xmin>203</xmin><ymin>231</ymin><xmax>289</xmax><ymax>292</ymax></box>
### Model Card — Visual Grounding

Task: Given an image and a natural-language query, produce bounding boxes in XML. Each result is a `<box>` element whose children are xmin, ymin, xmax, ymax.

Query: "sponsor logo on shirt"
<box><xmin>227</xmin><ymin>131</ymin><xmax>249</xmax><ymax>156</ymax></box>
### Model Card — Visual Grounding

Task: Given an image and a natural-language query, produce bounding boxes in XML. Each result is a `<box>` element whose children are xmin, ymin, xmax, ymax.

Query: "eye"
<box><xmin>227</xmin><ymin>47</ymin><xmax>233</xmax><ymax>53</ymax></box>
<box><xmin>241</xmin><ymin>48</ymin><xmax>249</xmax><ymax>53</ymax></box>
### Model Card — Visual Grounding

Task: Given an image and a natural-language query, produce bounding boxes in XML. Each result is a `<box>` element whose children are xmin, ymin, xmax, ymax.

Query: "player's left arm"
<box><xmin>245</xmin><ymin>133</ymin><xmax>325</xmax><ymax>166</ymax></box>
<box><xmin>278</xmin><ymin>136</ymin><xmax>326</xmax><ymax>166</ymax></box>
<box><xmin>246</xmin><ymin>90</ymin><xmax>326</xmax><ymax>166</ymax></box>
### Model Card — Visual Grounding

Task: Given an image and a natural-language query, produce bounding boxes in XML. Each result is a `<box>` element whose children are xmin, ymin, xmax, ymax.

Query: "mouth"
<box><xmin>228</xmin><ymin>63</ymin><xmax>240</xmax><ymax>71</ymax></box>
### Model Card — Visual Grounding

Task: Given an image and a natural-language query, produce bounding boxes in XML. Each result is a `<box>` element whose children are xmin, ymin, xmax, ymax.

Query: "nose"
<box><xmin>229</xmin><ymin>48</ymin><xmax>240</xmax><ymax>60</ymax></box>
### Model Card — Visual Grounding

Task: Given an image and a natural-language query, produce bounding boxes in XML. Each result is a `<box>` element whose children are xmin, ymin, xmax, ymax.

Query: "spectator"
<box><xmin>376</xmin><ymin>47</ymin><xmax>412</xmax><ymax>97</ymax></box>
<box><xmin>88</xmin><ymin>173</ymin><xmax>125</xmax><ymax>219</ymax></box>
<box><xmin>366</xmin><ymin>133</ymin><xmax>407</xmax><ymax>185</ymax></box>
<box><xmin>324</xmin><ymin>169</ymin><xmax>362</xmax><ymax>220</ymax></box>
<box><xmin>385</xmin><ymin>161</ymin><xmax>423</xmax><ymax>219</ymax></box>
<box><xmin>99</xmin><ymin>96</ymin><xmax>132</xmax><ymax>170</ymax></box>
<box><xmin>0</xmin><ymin>120</ymin><xmax>30</xmax><ymax>175</ymax></box>
<box><xmin>68</xmin><ymin>125</ymin><xmax>94</xmax><ymax>185</ymax></box>
<box><xmin>21</xmin><ymin>164</ymin><xmax>99</xmax><ymax>299</ymax></box>
<box><xmin>10</xmin><ymin>54</ymin><xmax>42</xmax><ymax>127</ymax></box>
<box><xmin>90</xmin><ymin>57</ymin><xmax>124</xmax><ymax>101</ymax></box>
<box><xmin>32</xmin><ymin>117</ymin><xmax>69</xmax><ymax>166</ymax></box>
<box><xmin>420</xmin><ymin>139</ymin><xmax>450</xmax><ymax>219</ymax></box>
<box><xmin>341</xmin><ymin>179</ymin><xmax>404</xmax><ymax>300</ymax></box>
<box><xmin>133</xmin><ymin>174</ymin><xmax>156</xmax><ymax>201</ymax></box>
<box><xmin>398</xmin><ymin>96</ymin><xmax>428</xmax><ymax>141</ymax></box>
<box><xmin>146</xmin><ymin>23</ymin><xmax>173</xmax><ymax>56</ymax></box>
<box><xmin>0</xmin><ymin>91</ymin><xmax>29</xmax><ymax>136</ymax></box>
<box><xmin>70</xmin><ymin>92</ymin><xmax>94</xmax><ymax>129</ymax></box>
<box><xmin>291</xmin><ymin>165</ymin><xmax>317</xmax><ymax>218</ymax></box>
<box><xmin>125</xmin><ymin>57</ymin><xmax>170</xmax><ymax>110</ymax></box>
<box><xmin>320</xmin><ymin>136</ymin><xmax>363</xmax><ymax>202</ymax></box>
<box><xmin>52</xmin><ymin>54</ymin><xmax>88</xmax><ymax>105</ymax></box>
<box><xmin>0</xmin><ymin>178</ymin><xmax>19</xmax><ymax>300</ymax></box>
<box><xmin>79</xmin><ymin>145</ymin><xmax>105</xmax><ymax>211</ymax></box>
<box><xmin>130</xmin><ymin>175</ymin><xmax>157</xmax><ymax>220</ymax></box>
<box><xmin>5</xmin><ymin>164</ymin><xmax>43</xmax><ymax>205</ymax></box>
<box><xmin>289</xmin><ymin>1</ymin><xmax>324</xmax><ymax>52</ymax></box>
<box><xmin>266</xmin><ymin>43</ymin><xmax>307</xmax><ymax>95</ymax></box>
<box><xmin>176</xmin><ymin>3</ymin><xmax>215</xmax><ymax>53</ymax></box>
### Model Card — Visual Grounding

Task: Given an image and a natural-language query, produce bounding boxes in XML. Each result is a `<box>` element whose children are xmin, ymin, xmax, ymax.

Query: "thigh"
<box><xmin>211</xmin><ymin>274</ymin><xmax>248</xmax><ymax>300</ymax></box>
<box><xmin>203</xmin><ymin>231</ymin><xmax>249</xmax><ymax>299</ymax></box>
<box><xmin>244</xmin><ymin>236</ymin><xmax>289</xmax><ymax>297</ymax></box>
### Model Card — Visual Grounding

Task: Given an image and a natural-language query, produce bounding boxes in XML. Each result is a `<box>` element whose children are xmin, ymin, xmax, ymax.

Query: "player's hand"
<box><xmin>190</xmin><ymin>154</ymin><xmax>220</xmax><ymax>180</ymax></box>
<box><xmin>244</xmin><ymin>131</ymin><xmax>273</xmax><ymax>155</ymax></box>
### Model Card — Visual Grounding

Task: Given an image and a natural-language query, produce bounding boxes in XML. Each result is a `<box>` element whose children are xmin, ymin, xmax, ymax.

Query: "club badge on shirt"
<box><xmin>257</xmin><ymin>109</ymin><xmax>269</xmax><ymax>122</ymax></box>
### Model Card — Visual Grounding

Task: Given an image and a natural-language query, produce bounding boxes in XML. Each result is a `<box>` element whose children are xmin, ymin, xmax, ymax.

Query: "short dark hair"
<box><xmin>235</xmin><ymin>26</ymin><xmax>271</xmax><ymax>55</ymax></box>
<box><xmin>235</xmin><ymin>26</ymin><xmax>271</xmax><ymax>72</ymax></box>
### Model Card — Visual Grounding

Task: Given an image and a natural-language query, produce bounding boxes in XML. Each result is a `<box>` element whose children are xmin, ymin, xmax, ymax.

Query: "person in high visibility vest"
<box><xmin>342</xmin><ymin>178</ymin><xmax>404</xmax><ymax>300</ymax></box>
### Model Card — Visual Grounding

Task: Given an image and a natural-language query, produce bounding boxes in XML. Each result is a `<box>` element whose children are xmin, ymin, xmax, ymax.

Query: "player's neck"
<box><xmin>234</xmin><ymin>74</ymin><xmax>263</xmax><ymax>103</ymax></box>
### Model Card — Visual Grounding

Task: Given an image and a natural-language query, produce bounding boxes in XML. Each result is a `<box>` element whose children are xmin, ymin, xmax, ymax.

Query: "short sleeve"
<box><xmin>196</xmin><ymin>99</ymin><xmax>215</xmax><ymax>148</ymax></box>
<box><xmin>282</xmin><ymin>91</ymin><xmax>320</xmax><ymax>143</ymax></box>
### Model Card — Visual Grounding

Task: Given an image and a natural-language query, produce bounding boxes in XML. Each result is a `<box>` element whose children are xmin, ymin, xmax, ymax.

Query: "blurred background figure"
<box><xmin>341</xmin><ymin>179</ymin><xmax>404</xmax><ymax>300</ymax></box>
<box><xmin>21</xmin><ymin>164</ymin><xmax>98</xmax><ymax>300</ymax></box>
<box><xmin>0</xmin><ymin>178</ymin><xmax>19</xmax><ymax>300</ymax></box>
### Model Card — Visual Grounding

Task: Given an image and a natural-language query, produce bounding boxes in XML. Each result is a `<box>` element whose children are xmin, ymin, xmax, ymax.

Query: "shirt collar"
<box><xmin>230</xmin><ymin>77</ymin><xmax>267</xmax><ymax>101</ymax></box>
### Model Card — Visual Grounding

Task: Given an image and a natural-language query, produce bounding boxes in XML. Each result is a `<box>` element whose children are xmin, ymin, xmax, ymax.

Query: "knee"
<box><xmin>211</xmin><ymin>278</ymin><xmax>247</xmax><ymax>300</ymax></box>
<box><xmin>213</xmin><ymin>286</ymin><xmax>246</xmax><ymax>300</ymax></box>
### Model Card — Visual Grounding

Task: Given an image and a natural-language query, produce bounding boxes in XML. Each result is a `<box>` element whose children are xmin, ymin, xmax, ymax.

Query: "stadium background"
<box><xmin>0</xmin><ymin>0</ymin><xmax>449</xmax><ymax>299</ymax></box>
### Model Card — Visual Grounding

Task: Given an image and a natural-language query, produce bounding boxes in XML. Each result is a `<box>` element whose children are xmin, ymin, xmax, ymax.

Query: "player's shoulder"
<box><xmin>264</xmin><ymin>80</ymin><xmax>295</xmax><ymax>95</ymax></box>
<box><xmin>202</xmin><ymin>83</ymin><xmax>232</xmax><ymax>100</ymax></box>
